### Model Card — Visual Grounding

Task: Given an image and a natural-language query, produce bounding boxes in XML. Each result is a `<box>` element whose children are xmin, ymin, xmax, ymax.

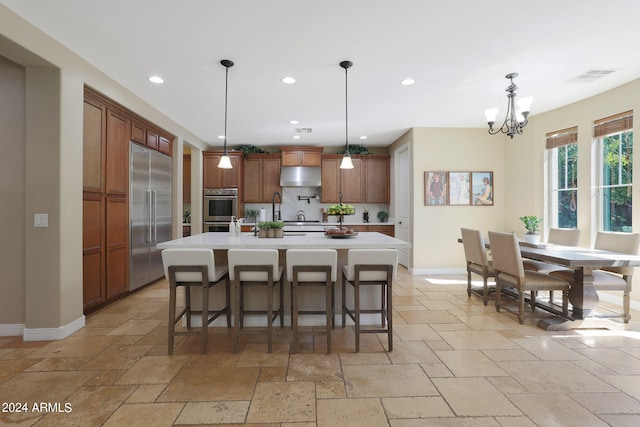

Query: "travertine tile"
<box><xmin>158</xmin><ymin>366</ymin><xmax>259</xmax><ymax>402</ymax></box>
<box><xmin>246</xmin><ymin>381</ymin><xmax>315</xmax><ymax>423</ymax></box>
<box><xmin>382</xmin><ymin>396</ymin><xmax>454</xmax><ymax>418</ymax></box>
<box><xmin>432</xmin><ymin>377</ymin><xmax>521</xmax><ymax>416</ymax></box>
<box><xmin>126</xmin><ymin>384</ymin><xmax>167</xmax><ymax>403</ymax></box>
<box><xmin>437</xmin><ymin>330</ymin><xmax>520</xmax><ymax>351</ymax></box>
<box><xmin>286</xmin><ymin>353</ymin><xmax>341</xmax><ymax>381</ymax></box>
<box><xmin>435</xmin><ymin>350</ymin><xmax>507</xmax><ymax>377</ymax></box>
<box><xmin>393</xmin><ymin>323</ymin><xmax>441</xmax><ymax>341</ymax></box>
<box><xmin>115</xmin><ymin>355</ymin><xmax>189</xmax><ymax>385</ymax></box>
<box><xmin>317</xmin><ymin>398</ymin><xmax>388</xmax><ymax>427</ymax></box>
<box><xmin>175</xmin><ymin>401</ymin><xmax>250</xmax><ymax>424</ymax></box>
<box><xmin>101</xmin><ymin>403</ymin><xmax>183</xmax><ymax>427</ymax></box>
<box><xmin>343</xmin><ymin>364</ymin><xmax>438</xmax><ymax>397</ymax></box>
<box><xmin>575</xmin><ymin>347</ymin><xmax>640</xmax><ymax>374</ymax></box>
<box><xmin>568</xmin><ymin>391</ymin><xmax>640</xmax><ymax>414</ymax></box>
<box><xmin>507</xmin><ymin>393</ymin><xmax>609</xmax><ymax>426</ymax></box>
<box><xmin>512</xmin><ymin>337</ymin><xmax>587</xmax><ymax>360</ymax></box>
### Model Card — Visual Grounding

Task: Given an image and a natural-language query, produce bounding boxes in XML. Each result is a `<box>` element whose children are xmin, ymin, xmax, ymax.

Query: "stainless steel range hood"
<box><xmin>280</xmin><ymin>166</ymin><xmax>322</xmax><ymax>187</ymax></box>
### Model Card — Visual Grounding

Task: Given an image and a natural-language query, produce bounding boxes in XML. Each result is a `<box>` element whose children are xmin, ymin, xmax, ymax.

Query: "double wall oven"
<box><xmin>203</xmin><ymin>188</ymin><xmax>238</xmax><ymax>232</ymax></box>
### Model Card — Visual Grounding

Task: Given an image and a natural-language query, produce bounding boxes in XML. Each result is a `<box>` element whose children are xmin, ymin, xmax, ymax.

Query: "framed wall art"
<box><xmin>424</xmin><ymin>171</ymin><xmax>448</xmax><ymax>206</ymax></box>
<box><xmin>448</xmin><ymin>172</ymin><xmax>471</xmax><ymax>205</ymax></box>
<box><xmin>471</xmin><ymin>171</ymin><xmax>493</xmax><ymax>206</ymax></box>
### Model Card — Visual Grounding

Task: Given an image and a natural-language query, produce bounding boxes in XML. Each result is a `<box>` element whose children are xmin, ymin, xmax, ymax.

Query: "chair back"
<box><xmin>228</xmin><ymin>249</ymin><xmax>279</xmax><ymax>281</ymax></box>
<box><xmin>344</xmin><ymin>249</ymin><xmax>398</xmax><ymax>281</ymax></box>
<box><xmin>547</xmin><ymin>228</ymin><xmax>581</xmax><ymax>246</ymax></box>
<box><xmin>594</xmin><ymin>232</ymin><xmax>640</xmax><ymax>276</ymax></box>
<box><xmin>461</xmin><ymin>228</ymin><xmax>489</xmax><ymax>267</ymax></box>
<box><xmin>488</xmin><ymin>231</ymin><xmax>524</xmax><ymax>281</ymax></box>
<box><xmin>286</xmin><ymin>249</ymin><xmax>338</xmax><ymax>282</ymax></box>
<box><xmin>161</xmin><ymin>248</ymin><xmax>218</xmax><ymax>282</ymax></box>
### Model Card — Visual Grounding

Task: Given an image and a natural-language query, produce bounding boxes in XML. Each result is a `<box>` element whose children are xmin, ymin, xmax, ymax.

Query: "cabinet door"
<box><xmin>341</xmin><ymin>158</ymin><xmax>365</xmax><ymax>203</ymax></box>
<box><xmin>262</xmin><ymin>157</ymin><xmax>281</xmax><ymax>202</ymax></box>
<box><xmin>106</xmin><ymin>110</ymin><xmax>129</xmax><ymax>195</ymax></box>
<box><xmin>282</xmin><ymin>151</ymin><xmax>301</xmax><ymax>166</ymax></box>
<box><xmin>365</xmin><ymin>157</ymin><xmax>390</xmax><ymax>203</ymax></box>
<box><xmin>83</xmin><ymin>194</ymin><xmax>106</xmax><ymax>309</ymax></box>
<box><xmin>243</xmin><ymin>157</ymin><xmax>262</xmax><ymax>202</ymax></box>
<box><xmin>183</xmin><ymin>154</ymin><xmax>191</xmax><ymax>203</ymax></box>
<box><xmin>159</xmin><ymin>136</ymin><xmax>171</xmax><ymax>155</ymax></box>
<box><xmin>106</xmin><ymin>196</ymin><xmax>129</xmax><ymax>299</ymax></box>
<box><xmin>131</xmin><ymin>121</ymin><xmax>145</xmax><ymax>144</ymax></box>
<box><xmin>301</xmin><ymin>151</ymin><xmax>321</xmax><ymax>166</ymax></box>
<box><xmin>368</xmin><ymin>224</ymin><xmax>394</xmax><ymax>237</ymax></box>
<box><xmin>321</xmin><ymin>157</ymin><xmax>341</xmax><ymax>203</ymax></box>
<box><xmin>146</xmin><ymin>129</ymin><xmax>159</xmax><ymax>150</ymax></box>
<box><xmin>221</xmin><ymin>155</ymin><xmax>242</xmax><ymax>188</ymax></box>
<box><xmin>203</xmin><ymin>154</ymin><xmax>221</xmax><ymax>188</ymax></box>
<box><xmin>83</xmin><ymin>98</ymin><xmax>105</xmax><ymax>192</ymax></box>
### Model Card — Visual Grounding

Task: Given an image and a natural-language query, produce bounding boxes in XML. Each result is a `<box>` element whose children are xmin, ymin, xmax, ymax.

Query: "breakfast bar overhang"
<box><xmin>157</xmin><ymin>232</ymin><xmax>411</xmax><ymax>326</ymax></box>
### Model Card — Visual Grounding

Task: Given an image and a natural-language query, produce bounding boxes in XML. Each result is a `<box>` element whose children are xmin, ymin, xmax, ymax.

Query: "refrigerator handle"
<box><xmin>147</xmin><ymin>189</ymin><xmax>153</xmax><ymax>243</ymax></box>
<box><xmin>153</xmin><ymin>190</ymin><xmax>158</xmax><ymax>242</ymax></box>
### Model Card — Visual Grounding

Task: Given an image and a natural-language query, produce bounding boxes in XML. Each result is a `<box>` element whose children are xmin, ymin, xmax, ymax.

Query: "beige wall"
<box><xmin>0</xmin><ymin>55</ymin><xmax>26</xmax><ymax>326</ymax></box>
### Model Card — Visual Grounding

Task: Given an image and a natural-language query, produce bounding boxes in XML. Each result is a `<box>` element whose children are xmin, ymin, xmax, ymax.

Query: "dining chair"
<box><xmin>460</xmin><ymin>228</ymin><xmax>495</xmax><ymax>305</ymax></box>
<box><xmin>161</xmin><ymin>248</ymin><xmax>231</xmax><ymax>355</ymax></box>
<box><xmin>228</xmin><ymin>248</ymin><xmax>284</xmax><ymax>353</ymax></box>
<box><xmin>342</xmin><ymin>249</ymin><xmax>398</xmax><ymax>352</ymax></box>
<box><xmin>286</xmin><ymin>249</ymin><xmax>338</xmax><ymax>353</ymax></box>
<box><xmin>550</xmin><ymin>231</ymin><xmax>640</xmax><ymax>323</ymax></box>
<box><xmin>488</xmin><ymin>231</ymin><xmax>570</xmax><ymax>324</ymax></box>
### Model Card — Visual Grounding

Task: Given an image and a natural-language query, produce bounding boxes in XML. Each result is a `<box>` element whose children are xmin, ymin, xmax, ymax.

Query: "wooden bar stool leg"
<box><xmin>354</xmin><ymin>279</ymin><xmax>360</xmax><ymax>353</ymax></box>
<box><xmin>326</xmin><ymin>276</ymin><xmax>332</xmax><ymax>354</ymax></box>
<box><xmin>233</xmin><ymin>275</ymin><xmax>241</xmax><ymax>353</ymax></box>
<box><xmin>168</xmin><ymin>281</ymin><xmax>177</xmax><ymax>355</ymax></box>
<box><xmin>387</xmin><ymin>271</ymin><xmax>393</xmax><ymax>351</ymax></box>
<box><xmin>201</xmin><ymin>282</ymin><xmax>209</xmax><ymax>355</ymax></box>
<box><xmin>267</xmin><ymin>275</ymin><xmax>274</xmax><ymax>353</ymax></box>
<box><xmin>292</xmin><ymin>277</ymin><xmax>299</xmax><ymax>353</ymax></box>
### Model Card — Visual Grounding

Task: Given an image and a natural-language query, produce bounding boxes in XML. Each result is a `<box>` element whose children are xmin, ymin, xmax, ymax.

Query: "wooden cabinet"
<box><xmin>82</xmin><ymin>87</ymin><xmax>175</xmax><ymax>312</ymax></box>
<box><xmin>203</xmin><ymin>151</ymin><xmax>243</xmax><ymax>189</ymax></box>
<box><xmin>243</xmin><ymin>154</ymin><xmax>281</xmax><ymax>203</ymax></box>
<box><xmin>368</xmin><ymin>224</ymin><xmax>394</xmax><ymax>237</ymax></box>
<box><xmin>183</xmin><ymin>154</ymin><xmax>191</xmax><ymax>203</ymax></box>
<box><xmin>280</xmin><ymin>146</ymin><xmax>322</xmax><ymax>166</ymax></box>
<box><xmin>321</xmin><ymin>155</ymin><xmax>389</xmax><ymax>203</ymax></box>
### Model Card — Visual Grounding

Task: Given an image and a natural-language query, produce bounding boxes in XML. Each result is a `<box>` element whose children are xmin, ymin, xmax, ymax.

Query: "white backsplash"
<box><xmin>243</xmin><ymin>187</ymin><xmax>389</xmax><ymax>224</ymax></box>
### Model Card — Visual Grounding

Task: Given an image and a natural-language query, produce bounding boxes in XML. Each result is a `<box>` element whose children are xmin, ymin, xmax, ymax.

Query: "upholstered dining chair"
<box><xmin>161</xmin><ymin>248</ymin><xmax>231</xmax><ymax>355</ymax></box>
<box><xmin>488</xmin><ymin>231</ymin><xmax>570</xmax><ymax>324</ymax></box>
<box><xmin>550</xmin><ymin>231</ymin><xmax>640</xmax><ymax>323</ymax></box>
<box><xmin>286</xmin><ymin>249</ymin><xmax>338</xmax><ymax>353</ymax></box>
<box><xmin>460</xmin><ymin>228</ymin><xmax>495</xmax><ymax>305</ymax></box>
<box><xmin>342</xmin><ymin>249</ymin><xmax>398</xmax><ymax>352</ymax></box>
<box><xmin>228</xmin><ymin>248</ymin><xmax>284</xmax><ymax>353</ymax></box>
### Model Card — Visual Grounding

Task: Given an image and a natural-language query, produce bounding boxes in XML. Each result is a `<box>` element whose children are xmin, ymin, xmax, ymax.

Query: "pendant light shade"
<box><xmin>339</xmin><ymin>60</ymin><xmax>354</xmax><ymax>169</ymax></box>
<box><xmin>218</xmin><ymin>59</ymin><xmax>234</xmax><ymax>169</ymax></box>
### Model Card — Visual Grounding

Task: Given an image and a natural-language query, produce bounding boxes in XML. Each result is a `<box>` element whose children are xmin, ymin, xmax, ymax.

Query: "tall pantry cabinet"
<box><xmin>82</xmin><ymin>87</ymin><xmax>173</xmax><ymax>312</ymax></box>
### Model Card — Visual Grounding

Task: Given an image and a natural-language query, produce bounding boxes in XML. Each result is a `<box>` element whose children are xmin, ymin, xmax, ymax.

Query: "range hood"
<box><xmin>280</xmin><ymin>166</ymin><xmax>322</xmax><ymax>187</ymax></box>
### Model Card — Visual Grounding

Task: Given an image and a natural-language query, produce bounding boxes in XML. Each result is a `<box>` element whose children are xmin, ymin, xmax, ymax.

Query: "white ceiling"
<box><xmin>4</xmin><ymin>0</ymin><xmax>640</xmax><ymax>148</ymax></box>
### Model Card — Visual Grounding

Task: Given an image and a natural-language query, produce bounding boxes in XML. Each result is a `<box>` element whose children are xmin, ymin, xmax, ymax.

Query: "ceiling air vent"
<box><xmin>296</xmin><ymin>128</ymin><xmax>313</xmax><ymax>133</ymax></box>
<box><xmin>567</xmin><ymin>69</ymin><xmax>617</xmax><ymax>83</ymax></box>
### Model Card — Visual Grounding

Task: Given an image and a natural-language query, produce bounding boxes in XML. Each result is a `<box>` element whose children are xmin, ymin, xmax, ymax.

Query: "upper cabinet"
<box><xmin>321</xmin><ymin>155</ymin><xmax>390</xmax><ymax>204</ymax></box>
<box><xmin>280</xmin><ymin>146</ymin><xmax>323</xmax><ymax>167</ymax></box>
<box><xmin>243</xmin><ymin>154</ymin><xmax>281</xmax><ymax>203</ymax></box>
<box><xmin>203</xmin><ymin>151</ymin><xmax>243</xmax><ymax>189</ymax></box>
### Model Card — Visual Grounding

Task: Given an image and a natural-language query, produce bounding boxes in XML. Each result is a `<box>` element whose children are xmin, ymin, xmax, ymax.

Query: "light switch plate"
<box><xmin>34</xmin><ymin>213</ymin><xmax>48</xmax><ymax>227</ymax></box>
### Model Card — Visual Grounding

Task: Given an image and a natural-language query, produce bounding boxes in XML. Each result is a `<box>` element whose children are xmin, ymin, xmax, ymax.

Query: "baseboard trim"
<box><xmin>22</xmin><ymin>316</ymin><xmax>86</xmax><ymax>341</ymax></box>
<box><xmin>0</xmin><ymin>323</ymin><xmax>26</xmax><ymax>337</ymax></box>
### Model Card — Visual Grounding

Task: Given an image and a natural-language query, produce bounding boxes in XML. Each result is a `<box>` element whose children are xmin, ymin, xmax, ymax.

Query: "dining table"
<box><xmin>474</xmin><ymin>238</ymin><xmax>640</xmax><ymax>330</ymax></box>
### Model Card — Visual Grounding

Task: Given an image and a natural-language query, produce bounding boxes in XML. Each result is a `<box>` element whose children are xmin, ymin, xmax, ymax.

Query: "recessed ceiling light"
<box><xmin>292</xmin><ymin>135</ymin><xmax>301</xmax><ymax>139</ymax></box>
<box><xmin>148</xmin><ymin>75</ymin><xmax>164</xmax><ymax>84</ymax></box>
<box><xmin>289</xmin><ymin>120</ymin><xmax>299</xmax><ymax>125</ymax></box>
<box><xmin>400</xmin><ymin>78</ymin><xmax>415</xmax><ymax>86</ymax></box>
<box><xmin>217</xmin><ymin>135</ymin><xmax>225</xmax><ymax>139</ymax></box>
<box><xmin>360</xmin><ymin>136</ymin><xmax>368</xmax><ymax>140</ymax></box>
<box><xmin>282</xmin><ymin>76</ymin><xmax>296</xmax><ymax>84</ymax></box>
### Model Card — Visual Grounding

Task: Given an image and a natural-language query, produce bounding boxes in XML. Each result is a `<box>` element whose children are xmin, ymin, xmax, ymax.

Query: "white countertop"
<box><xmin>157</xmin><ymin>231</ymin><xmax>409</xmax><ymax>250</ymax></box>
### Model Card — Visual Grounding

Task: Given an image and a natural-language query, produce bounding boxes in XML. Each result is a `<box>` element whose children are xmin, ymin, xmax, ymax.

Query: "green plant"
<box><xmin>271</xmin><ymin>221</ymin><xmax>285</xmax><ymax>229</ymax></box>
<box><xmin>340</xmin><ymin>144</ymin><xmax>370</xmax><ymax>155</ymax></box>
<box><xmin>377</xmin><ymin>211</ymin><xmax>388</xmax><ymax>220</ymax></box>
<box><xmin>257</xmin><ymin>221</ymin><xmax>271</xmax><ymax>230</ymax></box>
<box><xmin>327</xmin><ymin>204</ymin><xmax>355</xmax><ymax>215</ymax></box>
<box><xmin>235</xmin><ymin>144</ymin><xmax>267</xmax><ymax>155</ymax></box>
<box><xmin>244</xmin><ymin>209</ymin><xmax>260</xmax><ymax>220</ymax></box>
<box><xmin>519</xmin><ymin>215</ymin><xmax>542</xmax><ymax>234</ymax></box>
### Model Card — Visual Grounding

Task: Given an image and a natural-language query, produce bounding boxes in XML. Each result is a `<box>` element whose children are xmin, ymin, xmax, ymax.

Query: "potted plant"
<box><xmin>257</xmin><ymin>221</ymin><xmax>269</xmax><ymax>238</ymax></box>
<box><xmin>377</xmin><ymin>211</ymin><xmax>389</xmax><ymax>223</ymax></box>
<box><xmin>519</xmin><ymin>215</ymin><xmax>542</xmax><ymax>244</ymax></box>
<box><xmin>244</xmin><ymin>209</ymin><xmax>259</xmax><ymax>225</ymax></box>
<box><xmin>272</xmin><ymin>221</ymin><xmax>285</xmax><ymax>238</ymax></box>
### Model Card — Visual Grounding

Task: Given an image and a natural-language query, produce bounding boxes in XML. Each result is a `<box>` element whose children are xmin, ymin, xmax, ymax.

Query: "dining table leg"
<box><xmin>568</xmin><ymin>267</ymin><xmax>599</xmax><ymax>319</ymax></box>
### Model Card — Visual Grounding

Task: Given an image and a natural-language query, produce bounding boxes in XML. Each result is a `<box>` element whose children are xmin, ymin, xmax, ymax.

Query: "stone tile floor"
<box><xmin>1</xmin><ymin>267</ymin><xmax>640</xmax><ymax>426</ymax></box>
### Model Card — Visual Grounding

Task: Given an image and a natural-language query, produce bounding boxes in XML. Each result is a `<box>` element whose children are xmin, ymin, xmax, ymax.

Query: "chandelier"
<box><xmin>484</xmin><ymin>72</ymin><xmax>533</xmax><ymax>139</ymax></box>
<box><xmin>218</xmin><ymin>59</ymin><xmax>234</xmax><ymax>169</ymax></box>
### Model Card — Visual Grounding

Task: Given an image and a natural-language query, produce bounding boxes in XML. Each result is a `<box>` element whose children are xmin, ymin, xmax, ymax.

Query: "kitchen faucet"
<box><xmin>272</xmin><ymin>191</ymin><xmax>282</xmax><ymax>221</ymax></box>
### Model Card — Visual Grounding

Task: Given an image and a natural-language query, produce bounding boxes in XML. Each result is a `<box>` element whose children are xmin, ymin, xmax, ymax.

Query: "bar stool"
<box><xmin>161</xmin><ymin>248</ymin><xmax>231</xmax><ymax>355</ymax></box>
<box><xmin>286</xmin><ymin>249</ymin><xmax>338</xmax><ymax>353</ymax></box>
<box><xmin>228</xmin><ymin>249</ymin><xmax>284</xmax><ymax>353</ymax></box>
<box><xmin>342</xmin><ymin>249</ymin><xmax>398</xmax><ymax>352</ymax></box>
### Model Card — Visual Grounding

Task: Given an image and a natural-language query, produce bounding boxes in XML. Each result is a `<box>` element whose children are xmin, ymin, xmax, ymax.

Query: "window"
<box><xmin>547</xmin><ymin>127</ymin><xmax>578</xmax><ymax>228</ymax></box>
<box><xmin>595</xmin><ymin>111</ymin><xmax>633</xmax><ymax>232</ymax></box>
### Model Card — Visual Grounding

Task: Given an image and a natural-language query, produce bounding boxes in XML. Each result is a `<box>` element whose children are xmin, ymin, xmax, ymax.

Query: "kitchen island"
<box><xmin>157</xmin><ymin>232</ymin><xmax>409</xmax><ymax>327</ymax></box>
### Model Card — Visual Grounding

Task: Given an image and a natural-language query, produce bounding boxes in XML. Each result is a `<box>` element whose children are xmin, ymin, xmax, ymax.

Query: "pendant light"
<box><xmin>339</xmin><ymin>60</ymin><xmax>354</xmax><ymax>169</ymax></box>
<box><xmin>218</xmin><ymin>59</ymin><xmax>234</xmax><ymax>169</ymax></box>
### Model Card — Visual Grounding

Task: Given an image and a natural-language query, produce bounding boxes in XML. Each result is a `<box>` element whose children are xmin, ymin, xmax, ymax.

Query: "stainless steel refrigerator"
<box><xmin>129</xmin><ymin>142</ymin><xmax>172</xmax><ymax>290</ymax></box>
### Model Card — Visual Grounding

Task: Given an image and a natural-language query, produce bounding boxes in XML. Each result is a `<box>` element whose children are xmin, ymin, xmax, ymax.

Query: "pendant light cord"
<box><xmin>223</xmin><ymin>65</ymin><xmax>229</xmax><ymax>155</ymax></box>
<box><xmin>344</xmin><ymin>65</ymin><xmax>349</xmax><ymax>154</ymax></box>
